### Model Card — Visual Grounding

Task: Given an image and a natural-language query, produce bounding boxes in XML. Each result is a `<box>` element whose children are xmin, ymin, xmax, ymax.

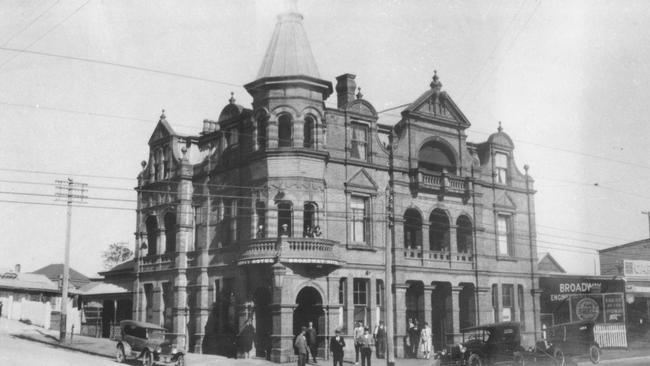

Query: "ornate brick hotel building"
<box><xmin>127</xmin><ymin>9</ymin><xmax>540</xmax><ymax>362</ymax></box>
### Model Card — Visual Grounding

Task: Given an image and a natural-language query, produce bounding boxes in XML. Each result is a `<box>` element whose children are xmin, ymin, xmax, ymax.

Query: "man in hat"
<box><xmin>329</xmin><ymin>328</ymin><xmax>346</xmax><ymax>366</ymax></box>
<box><xmin>295</xmin><ymin>326</ymin><xmax>309</xmax><ymax>366</ymax></box>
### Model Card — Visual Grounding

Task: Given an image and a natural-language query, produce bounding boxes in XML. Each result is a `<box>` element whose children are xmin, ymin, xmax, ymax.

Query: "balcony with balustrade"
<box><xmin>237</xmin><ymin>237</ymin><xmax>344</xmax><ymax>266</ymax></box>
<box><xmin>410</xmin><ymin>169</ymin><xmax>471</xmax><ymax>201</ymax></box>
<box><xmin>140</xmin><ymin>253</ymin><xmax>175</xmax><ymax>272</ymax></box>
<box><xmin>401</xmin><ymin>246</ymin><xmax>474</xmax><ymax>270</ymax></box>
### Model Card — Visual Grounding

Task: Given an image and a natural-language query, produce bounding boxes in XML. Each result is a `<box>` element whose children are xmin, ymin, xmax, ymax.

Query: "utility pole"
<box><xmin>642</xmin><ymin>211</ymin><xmax>650</xmax><ymax>238</ymax></box>
<box><xmin>385</xmin><ymin>134</ymin><xmax>395</xmax><ymax>366</ymax></box>
<box><xmin>55</xmin><ymin>178</ymin><xmax>87</xmax><ymax>342</ymax></box>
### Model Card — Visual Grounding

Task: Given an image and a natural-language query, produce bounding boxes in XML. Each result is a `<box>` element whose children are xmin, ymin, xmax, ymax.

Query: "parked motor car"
<box><xmin>530</xmin><ymin>320</ymin><xmax>600</xmax><ymax>365</ymax></box>
<box><xmin>115</xmin><ymin>319</ymin><xmax>185</xmax><ymax>366</ymax></box>
<box><xmin>434</xmin><ymin>321</ymin><xmax>526</xmax><ymax>366</ymax></box>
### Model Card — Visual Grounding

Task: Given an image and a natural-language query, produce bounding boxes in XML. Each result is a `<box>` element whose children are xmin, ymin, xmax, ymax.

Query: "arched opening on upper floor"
<box><xmin>429</xmin><ymin>209</ymin><xmax>450</xmax><ymax>252</ymax></box>
<box><xmin>303</xmin><ymin>115</ymin><xmax>315</xmax><ymax>148</ymax></box>
<box><xmin>145</xmin><ymin>216</ymin><xmax>158</xmax><ymax>256</ymax></box>
<box><xmin>164</xmin><ymin>212</ymin><xmax>176</xmax><ymax>253</ymax></box>
<box><xmin>456</xmin><ymin>215</ymin><xmax>473</xmax><ymax>254</ymax></box>
<box><xmin>303</xmin><ymin>202</ymin><xmax>317</xmax><ymax>237</ymax></box>
<box><xmin>418</xmin><ymin>141</ymin><xmax>456</xmax><ymax>173</ymax></box>
<box><xmin>404</xmin><ymin>209</ymin><xmax>422</xmax><ymax>249</ymax></box>
<box><xmin>277</xmin><ymin>201</ymin><xmax>292</xmax><ymax>236</ymax></box>
<box><xmin>257</xmin><ymin>117</ymin><xmax>268</xmax><ymax>149</ymax></box>
<box><xmin>278</xmin><ymin>114</ymin><xmax>292</xmax><ymax>147</ymax></box>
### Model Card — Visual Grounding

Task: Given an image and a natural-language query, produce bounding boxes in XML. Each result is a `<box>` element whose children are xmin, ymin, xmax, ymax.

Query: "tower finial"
<box><xmin>160</xmin><ymin>109</ymin><xmax>166</xmax><ymax>120</ymax></box>
<box><xmin>498</xmin><ymin>121</ymin><xmax>503</xmax><ymax>132</ymax></box>
<box><xmin>356</xmin><ymin>87</ymin><xmax>363</xmax><ymax>100</ymax></box>
<box><xmin>430</xmin><ymin>70</ymin><xmax>442</xmax><ymax>91</ymax></box>
<box><xmin>229</xmin><ymin>92</ymin><xmax>235</xmax><ymax>104</ymax></box>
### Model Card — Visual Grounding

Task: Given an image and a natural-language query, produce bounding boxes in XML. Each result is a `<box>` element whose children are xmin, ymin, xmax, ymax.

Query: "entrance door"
<box><xmin>253</xmin><ymin>287</ymin><xmax>272</xmax><ymax>359</ymax></box>
<box><xmin>293</xmin><ymin>287</ymin><xmax>324</xmax><ymax>353</ymax></box>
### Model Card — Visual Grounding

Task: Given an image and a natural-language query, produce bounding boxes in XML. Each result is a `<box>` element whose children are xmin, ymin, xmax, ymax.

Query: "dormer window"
<box><xmin>495</xmin><ymin>152</ymin><xmax>508</xmax><ymax>184</ymax></box>
<box><xmin>350</xmin><ymin>123</ymin><xmax>368</xmax><ymax>161</ymax></box>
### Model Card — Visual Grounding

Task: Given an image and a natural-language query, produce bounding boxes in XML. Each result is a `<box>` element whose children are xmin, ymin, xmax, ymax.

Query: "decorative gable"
<box><xmin>345</xmin><ymin>168</ymin><xmax>378</xmax><ymax>193</ymax></box>
<box><xmin>494</xmin><ymin>191</ymin><xmax>516</xmax><ymax>210</ymax></box>
<box><xmin>148</xmin><ymin>118</ymin><xmax>175</xmax><ymax>145</ymax></box>
<box><xmin>402</xmin><ymin>72</ymin><xmax>471</xmax><ymax>128</ymax></box>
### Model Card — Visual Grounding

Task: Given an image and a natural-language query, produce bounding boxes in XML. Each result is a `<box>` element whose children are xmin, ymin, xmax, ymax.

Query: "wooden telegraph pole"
<box><xmin>55</xmin><ymin>178</ymin><xmax>87</xmax><ymax>342</ymax></box>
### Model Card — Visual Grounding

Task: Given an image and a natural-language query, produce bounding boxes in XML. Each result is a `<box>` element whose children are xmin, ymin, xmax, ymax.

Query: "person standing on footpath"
<box><xmin>360</xmin><ymin>327</ymin><xmax>374</xmax><ymax>366</ymax></box>
<box><xmin>353</xmin><ymin>321</ymin><xmax>365</xmax><ymax>365</ymax></box>
<box><xmin>329</xmin><ymin>328</ymin><xmax>346</xmax><ymax>366</ymax></box>
<box><xmin>295</xmin><ymin>327</ymin><xmax>309</xmax><ymax>366</ymax></box>
<box><xmin>306</xmin><ymin>321</ymin><xmax>318</xmax><ymax>364</ymax></box>
<box><xmin>373</xmin><ymin>320</ymin><xmax>386</xmax><ymax>359</ymax></box>
<box><xmin>420</xmin><ymin>322</ymin><xmax>432</xmax><ymax>359</ymax></box>
<box><xmin>237</xmin><ymin>320</ymin><xmax>256</xmax><ymax>358</ymax></box>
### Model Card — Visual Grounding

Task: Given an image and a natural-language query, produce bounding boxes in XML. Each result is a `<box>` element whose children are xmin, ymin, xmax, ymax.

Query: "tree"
<box><xmin>102</xmin><ymin>242</ymin><xmax>133</xmax><ymax>269</ymax></box>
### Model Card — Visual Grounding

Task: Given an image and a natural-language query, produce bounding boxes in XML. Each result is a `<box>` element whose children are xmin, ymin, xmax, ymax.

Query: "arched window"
<box><xmin>277</xmin><ymin>202</ymin><xmax>292</xmax><ymax>236</ymax></box>
<box><xmin>303</xmin><ymin>116</ymin><xmax>315</xmax><ymax>148</ymax></box>
<box><xmin>404</xmin><ymin>209</ymin><xmax>422</xmax><ymax>249</ymax></box>
<box><xmin>456</xmin><ymin>215</ymin><xmax>473</xmax><ymax>253</ymax></box>
<box><xmin>303</xmin><ymin>202</ymin><xmax>317</xmax><ymax>237</ymax></box>
<box><xmin>418</xmin><ymin>142</ymin><xmax>456</xmax><ymax>172</ymax></box>
<box><xmin>164</xmin><ymin>213</ymin><xmax>176</xmax><ymax>253</ymax></box>
<box><xmin>257</xmin><ymin>117</ymin><xmax>268</xmax><ymax>149</ymax></box>
<box><xmin>145</xmin><ymin>216</ymin><xmax>158</xmax><ymax>256</ymax></box>
<box><xmin>278</xmin><ymin>114</ymin><xmax>292</xmax><ymax>147</ymax></box>
<box><xmin>429</xmin><ymin>209</ymin><xmax>450</xmax><ymax>251</ymax></box>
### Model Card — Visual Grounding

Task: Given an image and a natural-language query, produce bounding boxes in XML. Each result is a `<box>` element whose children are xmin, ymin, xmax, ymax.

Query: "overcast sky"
<box><xmin>1</xmin><ymin>0</ymin><xmax>649</xmax><ymax>277</ymax></box>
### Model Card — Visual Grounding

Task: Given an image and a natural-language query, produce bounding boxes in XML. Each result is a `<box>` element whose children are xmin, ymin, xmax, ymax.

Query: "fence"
<box><xmin>0</xmin><ymin>296</ymin><xmax>52</xmax><ymax>328</ymax></box>
<box><xmin>594</xmin><ymin>323</ymin><xmax>627</xmax><ymax>348</ymax></box>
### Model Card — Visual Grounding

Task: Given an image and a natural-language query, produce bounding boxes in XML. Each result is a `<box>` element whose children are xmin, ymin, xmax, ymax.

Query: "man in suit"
<box><xmin>295</xmin><ymin>327</ymin><xmax>309</xmax><ymax>366</ymax></box>
<box><xmin>359</xmin><ymin>327</ymin><xmax>374</xmax><ymax>366</ymax></box>
<box><xmin>329</xmin><ymin>328</ymin><xmax>346</xmax><ymax>366</ymax></box>
<box><xmin>306</xmin><ymin>321</ymin><xmax>318</xmax><ymax>363</ymax></box>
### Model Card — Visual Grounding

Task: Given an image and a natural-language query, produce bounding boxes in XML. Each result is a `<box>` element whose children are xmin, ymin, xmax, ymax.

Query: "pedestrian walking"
<box><xmin>360</xmin><ymin>327</ymin><xmax>373</xmax><ymax>366</ymax></box>
<box><xmin>420</xmin><ymin>322</ymin><xmax>432</xmax><ymax>359</ymax></box>
<box><xmin>306</xmin><ymin>321</ymin><xmax>318</xmax><ymax>363</ymax></box>
<box><xmin>329</xmin><ymin>328</ymin><xmax>346</xmax><ymax>366</ymax></box>
<box><xmin>353</xmin><ymin>321</ymin><xmax>365</xmax><ymax>365</ymax></box>
<box><xmin>407</xmin><ymin>319</ymin><xmax>418</xmax><ymax>358</ymax></box>
<box><xmin>295</xmin><ymin>327</ymin><xmax>309</xmax><ymax>366</ymax></box>
<box><xmin>373</xmin><ymin>320</ymin><xmax>386</xmax><ymax>359</ymax></box>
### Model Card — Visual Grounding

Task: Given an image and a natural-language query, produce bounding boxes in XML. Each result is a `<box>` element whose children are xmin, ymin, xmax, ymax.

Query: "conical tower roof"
<box><xmin>256</xmin><ymin>11</ymin><xmax>320</xmax><ymax>79</ymax></box>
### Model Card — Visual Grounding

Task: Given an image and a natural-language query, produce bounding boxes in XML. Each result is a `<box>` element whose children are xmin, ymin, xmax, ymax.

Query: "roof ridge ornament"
<box><xmin>229</xmin><ymin>92</ymin><xmax>236</xmax><ymax>105</ymax></box>
<box><xmin>159</xmin><ymin>109</ymin><xmax>166</xmax><ymax>121</ymax></box>
<box><xmin>498</xmin><ymin>121</ymin><xmax>503</xmax><ymax>132</ymax></box>
<box><xmin>356</xmin><ymin>87</ymin><xmax>363</xmax><ymax>100</ymax></box>
<box><xmin>430</xmin><ymin>70</ymin><xmax>442</xmax><ymax>92</ymax></box>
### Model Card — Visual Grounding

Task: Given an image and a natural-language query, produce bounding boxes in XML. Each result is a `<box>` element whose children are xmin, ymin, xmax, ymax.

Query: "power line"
<box><xmin>0</xmin><ymin>46</ymin><xmax>242</xmax><ymax>87</ymax></box>
<box><xmin>1</xmin><ymin>0</ymin><xmax>62</xmax><ymax>47</ymax></box>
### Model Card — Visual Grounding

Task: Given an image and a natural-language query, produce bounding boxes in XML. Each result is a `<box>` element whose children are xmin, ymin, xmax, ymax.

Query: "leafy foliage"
<box><xmin>102</xmin><ymin>242</ymin><xmax>133</xmax><ymax>269</ymax></box>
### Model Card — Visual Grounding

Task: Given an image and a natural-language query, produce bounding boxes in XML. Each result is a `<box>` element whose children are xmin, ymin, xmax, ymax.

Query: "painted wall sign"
<box><xmin>623</xmin><ymin>260</ymin><xmax>650</xmax><ymax>278</ymax></box>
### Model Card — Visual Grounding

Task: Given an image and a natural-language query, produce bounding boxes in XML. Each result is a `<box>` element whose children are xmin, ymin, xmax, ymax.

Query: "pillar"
<box><xmin>270</xmin><ymin>262</ymin><xmax>294</xmax><ymax>363</ymax></box>
<box><xmin>158</xmin><ymin>229</ymin><xmax>166</xmax><ymax>256</ymax></box>
<box><xmin>451</xmin><ymin>286</ymin><xmax>462</xmax><ymax>344</ymax></box>
<box><xmin>294</xmin><ymin>207</ymin><xmax>304</xmax><ymax>238</ymax></box>
<box><xmin>268</xmin><ymin>201</ymin><xmax>278</xmax><ymax>238</ymax></box>
<box><xmin>346</xmin><ymin>275</ymin><xmax>354</xmax><ymax>332</ymax></box>
<box><xmin>153</xmin><ymin>284</ymin><xmax>164</xmax><ymax>326</ymax></box>
<box><xmin>268</xmin><ymin>117</ymin><xmax>278</xmax><ymax>148</ymax></box>
<box><xmin>423</xmin><ymin>286</ymin><xmax>434</xmax><ymax>328</ymax></box>
<box><xmin>193</xmin><ymin>268</ymin><xmax>210</xmax><ymax>353</ymax></box>
<box><xmin>477</xmin><ymin>287</ymin><xmax>492</xmax><ymax>325</ymax></box>
<box><xmin>369</xmin><ymin>277</ymin><xmax>377</xmax><ymax>327</ymax></box>
<box><xmin>294</xmin><ymin>117</ymin><xmax>304</xmax><ymax>148</ymax></box>
<box><xmin>394</xmin><ymin>284</ymin><xmax>408</xmax><ymax>358</ymax></box>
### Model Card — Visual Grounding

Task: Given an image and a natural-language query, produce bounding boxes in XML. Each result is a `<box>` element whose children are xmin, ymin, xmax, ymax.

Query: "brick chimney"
<box><xmin>335</xmin><ymin>73</ymin><xmax>357</xmax><ymax>109</ymax></box>
<box><xmin>14</xmin><ymin>264</ymin><xmax>20</xmax><ymax>273</ymax></box>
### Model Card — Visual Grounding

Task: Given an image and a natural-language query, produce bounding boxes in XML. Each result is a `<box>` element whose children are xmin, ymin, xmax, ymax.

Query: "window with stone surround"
<box><xmin>257</xmin><ymin>117</ymin><xmax>267</xmax><ymax>149</ymax></box>
<box><xmin>145</xmin><ymin>216</ymin><xmax>158</xmax><ymax>256</ymax></box>
<box><xmin>304</xmin><ymin>115</ymin><xmax>315</xmax><ymax>148</ymax></box>
<box><xmin>495</xmin><ymin>152</ymin><xmax>508</xmax><ymax>184</ymax></box>
<box><xmin>350</xmin><ymin>123</ymin><xmax>369</xmax><ymax>161</ymax></box>
<box><xmin>429</xmin><ymin>209</ymin><xmax>450</xmax><ymax>251</ymax></box>
<box><xmin>502</xmin><ymin>284</ymin><xmax>514</xmax><ymax>321</ymax></box>
<box><xmin>277</xmin><ymin>201</ymin><xmax>292</xmax><ymax>236</ymax></box>
<box><xmin>278</xmin><ymin>114</ymin><xmax>292</xmax><ymax>147</ymax></box>
<box><xmin>497</xmin><ymin>214</ymin><xmax>514</xmax><ymax>256</ymax></box>
<box><xmin>404</xmin><ymin>208</ymin><xmax>422</xmax><ymax>249</ymax></box>
<box><xmin>353</xmin><ymin>278</ymin><xmax>369</xmax><ymax>326</ymax></box>
<box><xmin>350</xmin><ymin>196</ymin><xmax>369</xmax><ymax>244</ymax></box>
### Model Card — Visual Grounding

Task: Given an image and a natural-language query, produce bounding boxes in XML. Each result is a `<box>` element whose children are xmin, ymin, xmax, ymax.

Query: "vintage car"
<box><xmin>115</xmin><ymin>320</ymin><xmax>185</xmax><ymax>366</ymax></box>
<box><xmin>435</xmin><ymin>321</ymin><xmax>526</xmax><ymax>366</ymax></box>
<box><xmin>530</xmin><ymin>320</ymin><xmax>601</xmax><ymax>365</ymax></box>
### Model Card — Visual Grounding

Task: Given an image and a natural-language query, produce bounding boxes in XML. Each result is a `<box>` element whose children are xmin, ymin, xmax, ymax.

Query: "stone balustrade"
<box><xmin>238</xmin><ymin>237</ymin><xmax>343</xmax><ymax>266</ymax></box>
<box><xmin>140</xmin><ymin>253</ymin><xmax>175</xmax><ymax>272</ymax></box>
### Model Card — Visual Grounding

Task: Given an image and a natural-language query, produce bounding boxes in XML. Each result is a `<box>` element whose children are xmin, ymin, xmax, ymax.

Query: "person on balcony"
<box><xmin>303</xmin><ymin>225</ymin><xmax>313</xmax><ymax>238</ymax></box>
<box><xmin>257</xmin><ymin>225</ymin><xmax>265</xmax><ymax>238</ymax></box>
<box><xmin>313</xmin><ymin>225</ymin><xmax>322</xmax><ymax>237</ymax></box>
<box><xmin>280</xmin><ymin>224</ymin><xmax>290</xmax><ymax>237</ymax></box>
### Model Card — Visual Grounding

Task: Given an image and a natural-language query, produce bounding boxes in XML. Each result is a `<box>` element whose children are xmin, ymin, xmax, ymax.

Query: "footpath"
<box><xmin>4</xmin><ymin>317</ymin><xmax>650</xmax><ymax>366</ymax></box>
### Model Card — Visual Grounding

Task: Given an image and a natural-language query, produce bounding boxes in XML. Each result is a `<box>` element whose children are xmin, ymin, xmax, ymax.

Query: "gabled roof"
<box><xmin>148</xmin><ymin>112</ymin><xmax>176</xmax><ymax>145</ymax></box>
<box><xmin>402</xmin><ymin>72</ymin><xmax>471</xmax><ymax>128</ymax></box>
<box><xmin>256</xmin><ymin>12</ymin><xmax>320</xmax><ymax>79</ymax></box>
<box><xmin>97</xmin><ymin>258</ymin><xmax>134</xmax><ymax>276</ymax></box>
<box><xmin>538</xmin><ymin>252</ymin><xmax>567</xmax><ymax>273</ymax></box>
<box><xmin>31</xmin><ymin>263</ymin><xmax>90</xmax><ymax>287</ymax></box>
<box><xmin>599</xmin><ymin>238</ymin><xmax>650</xmax><ymax>253</ymax></box>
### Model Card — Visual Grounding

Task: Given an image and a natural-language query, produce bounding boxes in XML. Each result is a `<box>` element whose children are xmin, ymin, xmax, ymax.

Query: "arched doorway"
<box><xmin>293</xmin><ymin>287</ymin><xmax>324</xmax><ymax>349</ymax></box>
<box><xmin>253</xmin><ymin>287</ymin><xmax>272</xmax><ymax>359</ymax></box>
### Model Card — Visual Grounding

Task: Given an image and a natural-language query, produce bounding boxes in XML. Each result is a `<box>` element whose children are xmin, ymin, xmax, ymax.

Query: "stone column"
<box><xmin>346</xmin><ymin>275</ymin><xmax>354</xmax><ymax>332</ymax></box>
<box><xmin>268</xmin><ymin>117</ymin><xmax>278</xmax><ymax>148</ymax></box>
<box><xmin>270</xmin><ymin>262</ymin><xmax>294</xmax><ymax>363</ymax></box>
<box><xmin>268</xmin><ymin>201</ymin><xmax>278</xmax><ymax>238</ymax></box>
<box><xmin>294</xmin><ymin>117</ymin><xmax>304</xmax><ymax>148</ymax></box>
<box><xmin>394</xmin><ymin>284</ymin><xmax>408</xmax><ymax>358</ymax></box>
<box><xmin>158</xmin><ymin>229</ymin><xmax>166</xmax><ymax>255</ymax></box>
<box><xmin>449</xmin><ymin>224</ymin><xmax>458</xmax><ymax>258</ymax></box>
<box><xmin>194</xmin><ymin>268</ymin><xmax>210</xmax><ymax>353</ymax></box>
<box><xmin>451</xmin><ymin>286</ymin><xmax>462</xmax><ymax>344</ymax></box>
<box><xmin>477</xmin><ymin>287</ymin><xmax>493</xmax><ymax>325</ymax></box>
<box><xmin>153</xmin><ymin>284</ymin><xmax>163</xmax><ymax>326</ymax></box>
<box><xmin>294</xmin><ymin>207</ymin><xmax>304</xmax><ymax>238</ymax></box>
<box><xmin>423</xmin><ymin>285</ymin><xmax>435</xmax><ymax>328</ymax></box>
<box><xmin>252</xmin><ymin>121</ymin><xmax>259</xmax><ymax>151</ymax></box>
<box><xmin>369</xmin><ymin>277</ymin><xmax>377</xmax><ymax>327</ymax></box>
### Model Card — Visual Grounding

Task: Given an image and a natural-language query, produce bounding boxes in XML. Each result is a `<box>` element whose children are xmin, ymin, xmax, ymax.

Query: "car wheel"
<box><xmin>116</xmin><ymin>345</ymin><xmax>126</xmax><ymax>363</ymax></box>
<box><xmin>142</xmin><ymin>350</ymin><xmax>154</xmax><ymax>366</ymax></box>
<box><xmin>589</xmin><ymin>345</ymin><xmax>600</xmax><ymax>364</ymax></box>
<box><xmin>176</xmin><ymin>354</ymin><xmax>185</xmax><ymax>366</ymax></box>
<box><xmin>468</xmin><ymin>353</ymin><xmax>483</xmax><ymax>366</ymax></box>
<box><xmin>513</xmin><ymin>351</ymin><xmax>525</xmax><ymax>366</ymax></box>
<box><xmin>553</xmin><ymin>348</ymin><xmax>565</xmax><ymax>366</ymax></box>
